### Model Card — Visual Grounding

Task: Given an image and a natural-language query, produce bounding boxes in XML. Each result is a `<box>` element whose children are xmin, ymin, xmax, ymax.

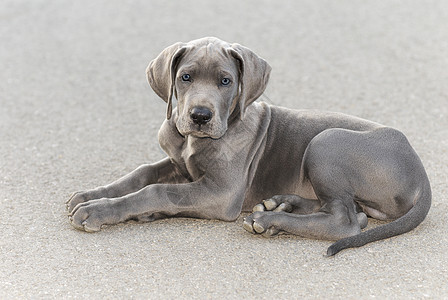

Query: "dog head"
<box><xmin>146</xmin><ymin>37</ymin><xmax>271</xmax><ymax>139</ymax></box>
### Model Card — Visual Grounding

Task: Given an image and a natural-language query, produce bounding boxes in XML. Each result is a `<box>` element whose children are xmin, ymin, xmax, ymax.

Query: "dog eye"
<box><xmin>181</xmin><ymin>74</ymin><xmax>191</xmax><ymax>82</ymax></box>
<box><xmin>221</xmin><ymin>78</ymin><xmax>231</xmax><ymax>86</ymax></box>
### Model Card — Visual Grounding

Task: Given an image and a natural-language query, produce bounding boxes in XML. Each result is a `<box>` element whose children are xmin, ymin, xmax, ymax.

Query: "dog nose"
<box><xmin>190</xmin><ymin>107</ymin><xmax>212</xmax><ymax>125</ymax></box>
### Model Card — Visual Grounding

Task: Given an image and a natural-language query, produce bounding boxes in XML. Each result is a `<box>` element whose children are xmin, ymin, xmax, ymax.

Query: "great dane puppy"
<box><xmin>67</xmin><ymin>37</ymin><xmax>431</xmax><ymax>256</ymax></box>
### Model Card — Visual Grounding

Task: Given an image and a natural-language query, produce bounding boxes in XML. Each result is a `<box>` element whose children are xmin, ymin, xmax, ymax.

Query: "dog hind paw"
<box><xmin>243</xmin><ymin>212</ymin><xmax>280</xmax><ymax>237</ymax></box>
<box><xmin>251</xmin><ymin>198</ymin><xmax>292</xmax><ymax>213</ymax></box>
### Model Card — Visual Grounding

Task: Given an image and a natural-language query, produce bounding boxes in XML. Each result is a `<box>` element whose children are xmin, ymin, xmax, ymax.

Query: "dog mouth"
<box><xmin>177</xmin><ymin>124</ymin><xmax>225</xmax><ymax>139</ymax></box>
<box><xmin>189</xmin><ymin>127</ymin><xmax>212</xmax><ymax>138</ymax></box>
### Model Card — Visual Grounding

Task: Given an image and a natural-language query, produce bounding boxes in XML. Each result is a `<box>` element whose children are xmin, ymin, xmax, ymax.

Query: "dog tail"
<box><xmin>326</xmin><ymin>181</ymin><xmax>431</xmax><ymax>256</ymax></box>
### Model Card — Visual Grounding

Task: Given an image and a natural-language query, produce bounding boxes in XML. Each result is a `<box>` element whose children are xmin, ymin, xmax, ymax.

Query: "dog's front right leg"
<box><xmin>68</xmin><ymin>177</ymin><xmax>242</xmax><ymax>232</ymax></box>
<box><xmin>66</xmin><ymin>157</ymin><xmax>185</xmax><ymax>213</ymax></box>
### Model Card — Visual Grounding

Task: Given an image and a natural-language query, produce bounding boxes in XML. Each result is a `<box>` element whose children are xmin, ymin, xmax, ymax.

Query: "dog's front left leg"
<box><xmin>66</xmin><ymin>157</ymin><xmax>184</xmax><ymax>212</ymax></box>
<box><xmin>69</xmin><ymin>177</ymin><xmax>242</xmax><ymax>232</ymax></box>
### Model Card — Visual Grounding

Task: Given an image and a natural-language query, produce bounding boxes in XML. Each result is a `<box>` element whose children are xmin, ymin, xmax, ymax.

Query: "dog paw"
<box><xmin>243</xmin><ymin>211</ymin><xmax>280</xmax><ymax>237</ymax></box>
<box><xmin>66</xmin><ymin>192</ymin><xmax>89</xmax><ymax>214</ymax></box>
<box><xmin>68</xmin><ymin>198</ymin><xmax>120</xmax><ymax>232</ymax></box>
<box><xmin>251</xmin><ymin>196</ymin><xmax>293</xmax><ymax>213</ymax></box>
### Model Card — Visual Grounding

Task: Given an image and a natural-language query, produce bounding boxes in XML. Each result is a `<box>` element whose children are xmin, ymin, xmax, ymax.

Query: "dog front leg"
<box><xmin>68</xmin><ymin>177</ymin><xmax>242</xmax><ymax>232</ymax></box>
<box><xmin>66</xmin><ymin>157</ymin><xmax>186</xmax><ymax>212</ymax></box>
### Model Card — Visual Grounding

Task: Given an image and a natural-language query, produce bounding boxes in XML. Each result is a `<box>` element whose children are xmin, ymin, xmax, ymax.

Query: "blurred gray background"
<box><xmin>1</xmin><ymin>0</ymin><xmax>447</xmax><ymax>298</ymax></box>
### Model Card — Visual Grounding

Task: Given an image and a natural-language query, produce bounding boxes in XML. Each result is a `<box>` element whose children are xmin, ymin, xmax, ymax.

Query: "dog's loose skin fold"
<box><xmin>67</xmin><ymin>37</ymin><xmax>431</xmax><ymax>256</ymax></box>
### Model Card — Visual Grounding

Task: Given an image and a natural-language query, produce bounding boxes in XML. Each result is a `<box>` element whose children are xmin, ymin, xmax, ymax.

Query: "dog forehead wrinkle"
<box><xmin>178</xmin><ymin>41</ymin><xmax>237</xmax><ymax>76</ymax></box>
<box><xmin>186</xmin><ymin>43</ymin><xmax>232</xmax><ymax>66</ymax></box>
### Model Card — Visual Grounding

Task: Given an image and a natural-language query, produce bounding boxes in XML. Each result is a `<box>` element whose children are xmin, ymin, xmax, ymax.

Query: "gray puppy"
<box><xmin>67</xmin><ymin>37</ymin><xmax>431</xmax><ymax>256</ymax></box>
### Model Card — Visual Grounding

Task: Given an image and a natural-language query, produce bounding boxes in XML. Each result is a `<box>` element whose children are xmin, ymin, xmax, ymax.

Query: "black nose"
<box><xmin>190</xmin><ymin>107</ymin><xmax>212</xmax><ymax>125</ymax></box>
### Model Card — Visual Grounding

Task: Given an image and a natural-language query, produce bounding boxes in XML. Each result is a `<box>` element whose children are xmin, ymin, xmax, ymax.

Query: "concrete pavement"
<box><xmin>1</xmin><ymin>0</ymin><xmax>447</xmax><ymax>298</ymax></box>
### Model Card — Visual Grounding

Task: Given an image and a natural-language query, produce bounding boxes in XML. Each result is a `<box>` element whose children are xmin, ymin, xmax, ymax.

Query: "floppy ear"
<box><xmin>228</xmin><ymin>43</ymin><xmax>271</xmax><ymax>119</ymax></box>
<box><xmin>146</xmin><ymin>42</ymin><xmax>188</xmax><ymax>120</ymax></box>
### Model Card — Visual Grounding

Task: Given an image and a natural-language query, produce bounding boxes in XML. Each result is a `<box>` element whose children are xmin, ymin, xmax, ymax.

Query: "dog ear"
<box><xmin>228</xmin><ymin>43</ymin><xmax>271</xmax><ymax>119</ymax></box>
<box><xmin>146</xmin><ymin>42</ymin><xmax>188</xmax><ymax>120</ymax></box>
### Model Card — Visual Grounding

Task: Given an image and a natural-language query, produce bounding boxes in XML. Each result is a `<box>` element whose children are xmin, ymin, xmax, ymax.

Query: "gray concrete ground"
<box><xmin>1</xmin><ymin>0</ymin><xmax>447</xmax><ymax>298</ymax></box>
